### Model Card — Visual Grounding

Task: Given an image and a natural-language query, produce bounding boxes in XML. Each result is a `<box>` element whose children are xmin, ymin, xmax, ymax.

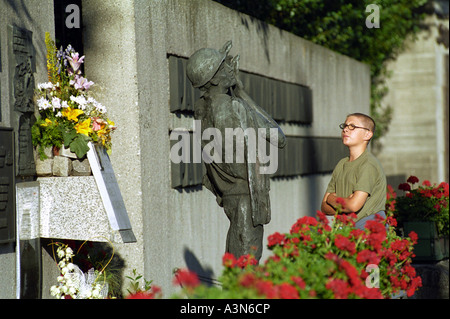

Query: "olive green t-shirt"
<box><xmin>326</xmin><ymin>149</ymin><xmax>386</xmax><ymax>221</ymax></box>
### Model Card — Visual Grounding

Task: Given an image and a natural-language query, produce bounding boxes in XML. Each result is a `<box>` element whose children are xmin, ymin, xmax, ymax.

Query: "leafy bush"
<box><xmin>173</xmin><ymin>211</ymin><xmax>422</xmax><ymax>299</ymax></box>
<box><xmin>394</xmin><ymin>176</ymin><xmax>449</xmax><ymax>236</ymax></box>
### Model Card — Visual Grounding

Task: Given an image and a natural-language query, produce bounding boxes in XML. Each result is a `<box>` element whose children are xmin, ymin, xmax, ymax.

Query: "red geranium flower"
<box><xmin>334</xmin><ymin>234</ymin><xmax>356</xmax><ymax>255</ymax></box>
<box><xmin>267</xmin><ymin>232</ymin><xmax>286</xmax><ymax>248</ymax></box>
<box><xmin>336</xmin><ymin>197</ymin><xmax>346</xmax><ymax>207</ymax></box>
<box><xmin>239</xmin><ymin>273</ymin><xmax>257</xmax><ymax>288</ymax></box>
<box><xmin>236</xmin><ymin>254</ymin><xmax>258</xmax><ymax>268</ymax></box>
<box><xmin>222</xmin><ymin>252</ymin><xmax>237</xmax><ymax>268</ymax></box>
<box><xmin>291</xmin><ymin>276</ymin><xmax>306</xmax><ymax>290</ymax></box>
<box><xmin>408</xmin><ymin>231</ymin><xmax>418</xmax><ymax>244</ymax></box>
<box><xmin>326</xmin><ymin>278</ymin><xmax>350</xmax><ymax>299</ymax></box>
<box><xmin>356</xmin><ymin>249</ymin><xmax>380</xmax><ymax>265</ymax></box>
<box><xmin>407</xmin><ymin>176</ymin><xmax>419</xmax><ymax>184</ymax></box>
<box><xmin>422</xmin><ymin>180</ymin><xmax>432</xmax><ymax>187</ymax></box>
<box><xmin>277</xmin><ymin>282</ymin><xmax>300</xmax><ymax>299</ymax></box>
<box><xmin>398</xmin><ymin>183</ymin><xmax>411</xmax><ymax>192</ymax></box>
<box><xmin>173</xmin><ymin>269</ymin><xmax>200</xmax><ymax>288</ymax></box>
<box><xmin>290</xmin><ymin>216</ymin><xmax>318</xmax><ymax>234</ymax></box>
<box><xmin>126</xmin><ymin>286</ymin><xmax>161</xmax><ymax>299</ymax></box>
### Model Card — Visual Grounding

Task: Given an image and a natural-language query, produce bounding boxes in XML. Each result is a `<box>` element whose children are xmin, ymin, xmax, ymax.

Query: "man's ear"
<box><xmin>364</xmin><ymin>130</ymin><xmax>374</xmax><ymax>141</ymax></box>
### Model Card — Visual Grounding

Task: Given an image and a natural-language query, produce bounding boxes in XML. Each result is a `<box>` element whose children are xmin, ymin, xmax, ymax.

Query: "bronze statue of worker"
<box><xmin>186</xmin><ymin>41</ymin><xmax>286</xmax><ymax>261</ymax></box>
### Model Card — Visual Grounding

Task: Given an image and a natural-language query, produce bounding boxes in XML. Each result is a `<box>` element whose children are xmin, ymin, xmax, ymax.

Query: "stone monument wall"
<box><xmin>0</xmin><ymin>0</ymin><xmax>55</xmax><ymax>298</ymax></box>
<box><xmin>1</xmin><ymin>0</ymin><xmax>370</xmax><ymax>297</ymax></box>
<box><xmin>82</xmin><ymin>0</ymin><xmax>370</xmax><ymax>295</ymax></box>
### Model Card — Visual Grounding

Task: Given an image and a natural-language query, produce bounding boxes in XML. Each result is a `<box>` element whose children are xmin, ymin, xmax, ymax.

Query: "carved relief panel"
<box><xmin>8</xmin><ymin>25</ymin><xmax>36</xmax><ymax>179</ymax></box>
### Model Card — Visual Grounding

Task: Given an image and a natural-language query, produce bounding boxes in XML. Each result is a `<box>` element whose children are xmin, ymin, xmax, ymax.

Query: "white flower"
<box><xmin>84</xmin><ymin>290</ymin><xmax>92</xmax><ymax>298</ymax></box>
<box><xmin>61</xmin><ymin>100</ymin><xmax>69</xmax><ymax>108</ymax></box>
<box><xmin>51</xmin><ymin>97</ymin><xmax>62</xmax><ymax>110</ymax></box>
<box><xmin>70</xmin><ymin>95</ymin><xmax>87</xmax><ymax>110</ymax></box>
<box><xmin>61</xmin><ymin>267</ymin><xmax>69</xmax><ymax>275</ymax></box>
<box><xmin>57</xmin><ymin>248</ymin><xmax>65</xmax><ymax>259</ymax></box>
<box><xmin>68</xmin><ymin>287</ymin><xmax>77</xmax><ymax>296</ymax></box>
<box><xmin>66</xmin><ymin>263</ymin><xmax>75</xmax><ymax>271</ymax></box>
<box><xmin>65</xmin><ymin>247</ymin><xmax>74</xmax><ymax>256</ymax></box>
<box><xmin>37</xmin><ymin>97</ymin><xmax>51</xmax><ymax>111</ymax></box>
<box><xmin>91</xmin><ymin>288</ymin><xmax>100</xmax><ymax>298</ymax></box>
<box><xmin>50</xmin><ymin>285</ymin><xmax>60</xmax><ymax>296</ymax></box>
<box><xmin>37</xmin><ymin>82</ymin><xmax>54</xmax><ymax>90</ymax></box>
<box><xmin>87</xmin><ymin>97</ymin><xmax>106</xmax><ymax>114</ymax></box>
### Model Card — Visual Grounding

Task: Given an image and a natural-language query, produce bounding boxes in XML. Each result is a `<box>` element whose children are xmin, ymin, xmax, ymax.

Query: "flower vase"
<box><xmin>402</xmin><ymin>221</ymin><xmax>446</xmax><ymax>262</ymax></box>
<box><xmin>52</xmin><ymin>145</ymin><xmax>60</xmax><ymax>156</ymax></box>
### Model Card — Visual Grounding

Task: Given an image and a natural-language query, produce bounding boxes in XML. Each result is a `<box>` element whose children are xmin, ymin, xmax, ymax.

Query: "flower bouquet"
<box><xmin>50</xmin><ymin>243</ymin><xmax>109</xmax><ymax>299</ymax></box>
<box><xmin>32</xmin><ymin>32</ymin><xmax>115</xmax><ymax>160</ymax></box>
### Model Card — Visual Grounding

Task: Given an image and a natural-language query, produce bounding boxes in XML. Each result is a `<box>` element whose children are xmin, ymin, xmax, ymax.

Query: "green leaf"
<box><xmin>63</xmin><ymin>128</ymin><xmax>78</xmax><ymax>147</ymax></box>
<box><xmin>69</xmin><ymin>135</ymin><xmax>90</xmax><ymax>158</ymax></box>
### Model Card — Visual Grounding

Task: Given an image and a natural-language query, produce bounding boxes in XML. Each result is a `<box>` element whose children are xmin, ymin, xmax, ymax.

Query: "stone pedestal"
<box><xmin>38</xmin><ymin>176</ymin><xmax>125</xmax><ymax>243</ymax></box>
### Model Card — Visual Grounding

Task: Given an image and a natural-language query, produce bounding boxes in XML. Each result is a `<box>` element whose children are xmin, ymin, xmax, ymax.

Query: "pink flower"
<box><xmin>91</xmin><ymin>117</ymin><xmax>107</xmax><ymax>131</ymax></box>
<box><xmin>71</xmin><ymin>75</ymin><xmax>94</xmax><ymax>90</ymax></box>
<box><xmin>67</xmin><ymin>52</ymin><xmax>85</xmax><ymax>74</ymax></box>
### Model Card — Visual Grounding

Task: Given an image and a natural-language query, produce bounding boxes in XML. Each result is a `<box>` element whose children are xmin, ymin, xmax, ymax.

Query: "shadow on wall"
<box><xmin>239</xmin><ymin>14</ymin><xmax>272</xmax><ymax>63</ymax></box>
<box><xmin>183</xmin><ymin>247</ymin><xmax>219</xmax><ymax>287</ymax></box>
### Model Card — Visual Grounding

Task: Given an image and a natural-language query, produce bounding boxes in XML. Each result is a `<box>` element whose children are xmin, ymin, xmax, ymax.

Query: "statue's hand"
<box><xmin>231</xmin><ymin>55</ymin><xmax>244</xmax><ymax>90</ymax></box>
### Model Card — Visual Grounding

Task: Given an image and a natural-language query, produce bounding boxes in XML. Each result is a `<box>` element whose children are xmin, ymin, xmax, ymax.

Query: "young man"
<box><xmin>321</xmin><ymin>113</ymin><xmax>387</xmax><ymax>229</ymax></box>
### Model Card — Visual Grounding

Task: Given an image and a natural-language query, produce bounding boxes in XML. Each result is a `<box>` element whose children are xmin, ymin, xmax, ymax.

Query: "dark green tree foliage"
<box><xmin>213</xmin><ymin>0</ymin><xmax>430</xmax><ymax>139</ymax></box>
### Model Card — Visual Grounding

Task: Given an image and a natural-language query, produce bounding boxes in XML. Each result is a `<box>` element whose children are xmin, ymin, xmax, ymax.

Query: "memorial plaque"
<box><xmin>0</xmin><ymin>127</ymin><xmax>15</xmax><ymax>243</ymax></box>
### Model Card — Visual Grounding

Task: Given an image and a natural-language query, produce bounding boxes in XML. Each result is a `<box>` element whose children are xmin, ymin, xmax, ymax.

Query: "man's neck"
<box><xmin>348</xmin><ymin>144</ymin><xmax>367</xmax><ymax>162</ymax></box>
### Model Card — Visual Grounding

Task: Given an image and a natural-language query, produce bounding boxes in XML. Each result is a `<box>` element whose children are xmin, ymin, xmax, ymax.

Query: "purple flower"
<box><xmin>67</xmin><ymin>52</ymin><xmax>85</xmax><ymax>75</ymax></box>
<box><xmin>71</xmin><ymin>75</ymin><xmax>94</xmax><ymax>91</ymax></box>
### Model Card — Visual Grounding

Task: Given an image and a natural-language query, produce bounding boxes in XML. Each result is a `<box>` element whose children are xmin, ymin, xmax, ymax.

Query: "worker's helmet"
<box><xmin>187</xmin><ymin>40</ymin><xmax>232</xmax><ymax>88</ymax></box>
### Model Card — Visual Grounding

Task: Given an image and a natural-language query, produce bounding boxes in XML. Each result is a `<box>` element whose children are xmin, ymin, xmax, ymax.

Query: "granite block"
<box><xmin>52</xmin><ymin>156</ymin><xmax>72</xmax><ymax>176</ymax></box>
<box><xmin>72</xmin><ymin>159</ymin><xmax>91</xmax><ymax>176</ymax></box>
<box><xmin>38</xmin><ymin>176</ymin><xmax>124</xmax><ymax>243</ymax></box>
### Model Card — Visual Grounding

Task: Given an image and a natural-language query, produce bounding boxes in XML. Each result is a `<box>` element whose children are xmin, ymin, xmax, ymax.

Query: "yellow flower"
<box><xmin>62</xmin><ymin>107</ymin><xmax>84</xmax><ymax>122</ymax></box>
<box><xmin>96</xmin><ymin>127</ymin><xmax>109</xmax><ymax>146</ymax></box>
<box><xmin>75</xmin><ymin>118</ymin><xmax>93</xmax><ymax>136</ymax></box>
<box><xmin>107</xmin><ymin>119</ymin><xmax>116</xmax><ymax>129</ymax></box>
<box><xmin>40</xmin><ymin>118</ymin><xmax>53</xmax><ymax>127</ymax></box>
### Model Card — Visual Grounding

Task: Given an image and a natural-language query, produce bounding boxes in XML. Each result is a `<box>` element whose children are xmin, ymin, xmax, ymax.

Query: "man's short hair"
<box><xmin>347</xmin><ymin>113</ymin><xmax>376</xmax><ymax>133</ymax></box>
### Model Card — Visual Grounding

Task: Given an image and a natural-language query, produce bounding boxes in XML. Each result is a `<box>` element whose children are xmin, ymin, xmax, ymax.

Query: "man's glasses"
<box><xmin>339</xmin><ymin>123</ymin><xmax>370</xmax><ymax>131</ymax></box>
